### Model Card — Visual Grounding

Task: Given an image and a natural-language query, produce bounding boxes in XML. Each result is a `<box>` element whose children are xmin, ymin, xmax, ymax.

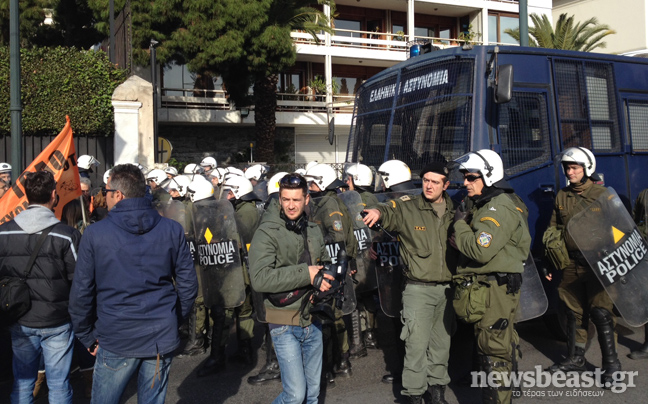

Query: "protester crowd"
<box><xmin>1</xmin><ymin>147</ymin><xmax>647</xmax><ymax>404</ymax></box>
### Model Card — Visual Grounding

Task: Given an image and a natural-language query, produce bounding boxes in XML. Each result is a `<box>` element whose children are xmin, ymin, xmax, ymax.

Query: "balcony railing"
<box><xmin>160</xmin><ymin>88</ymin><xmax>355</xmax><ymax>113</ymax></box>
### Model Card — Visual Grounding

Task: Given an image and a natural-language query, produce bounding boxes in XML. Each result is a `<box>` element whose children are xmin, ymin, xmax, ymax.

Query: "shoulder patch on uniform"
<box><xmin>477</xmin><ymin>232</ymin><xmax>492</xmax><ymax>247</ymax></box>
<box><xmin>333</xmin><ymin>220</ymin><xmax>343</xmax><ymax>231</ymax></box>
<box><xmin>400</xmin><ymin>195</ymin><xmax>411</xmax><ymax>201</ymax></box>
<box><xmin>329</xmin><ymin>211</ymin><xmax>344</xmax><ymax>217</ymax></box>
<box><xmin>480</xmin><ymin>217</ymin><xmax>500</xmax><ymax>227</ymax></box>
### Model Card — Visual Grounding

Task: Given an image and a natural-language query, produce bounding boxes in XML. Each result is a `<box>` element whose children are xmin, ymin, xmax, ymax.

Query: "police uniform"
<box><xmin>221</xmin><ymin>199</ymin><xmax>261</xmax><ymax>362</ymax></box>
<box><xmin>630</xmin><ymin>188</ymin><xmax>648</xmax><ymax>359</ymax></box>
<box><xmin>546</xmin><ymin>179</ymin><xmax>622</xmax><ymax>378</ymax></box>
<box><xmin>309</xmin><ymin>191</ymin><xmax>355</xmax><ymax>377</ymax></box>
<box><xmin>375</xmin><ymin>189</ymin><xmax>456</xmax><ymax>399</ymax></box>
<box><xmin>454</xmin><ymin>189</ymin><xmax>530</xmax><ymax>404</ymax></box>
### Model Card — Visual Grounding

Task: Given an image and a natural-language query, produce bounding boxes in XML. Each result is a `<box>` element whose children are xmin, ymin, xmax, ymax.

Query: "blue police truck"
<box><xmin>346</xmin><ymin>44</ymin><xmax>648</xmax><ymax>254</ymax></box>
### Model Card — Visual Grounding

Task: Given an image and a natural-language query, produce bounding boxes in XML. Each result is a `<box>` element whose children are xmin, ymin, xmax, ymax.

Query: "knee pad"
<box><xmin>590</xmin><ymin>307</ymin><xmax>613</xmax><ymax>326</ymax></box>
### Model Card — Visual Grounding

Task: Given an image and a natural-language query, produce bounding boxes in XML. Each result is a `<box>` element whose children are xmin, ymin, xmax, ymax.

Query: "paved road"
<box><xmin>2</xmin><ymin>315</ymin><xmax>647</xmax><ymax>404</ymax></box>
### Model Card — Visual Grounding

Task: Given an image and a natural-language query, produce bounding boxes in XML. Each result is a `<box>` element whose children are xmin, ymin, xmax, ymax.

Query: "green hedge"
<box><xmin>0</xmin><ymin>46</ymin><xmax>127</xmax><ymax>137</ymax></box>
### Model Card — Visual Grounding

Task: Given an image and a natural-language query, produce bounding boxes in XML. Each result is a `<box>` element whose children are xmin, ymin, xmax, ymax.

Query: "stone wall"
<box><xmin>159</xmin><ymin>124</ymin><xmax>295</xmax><ymax>169</ymax></box>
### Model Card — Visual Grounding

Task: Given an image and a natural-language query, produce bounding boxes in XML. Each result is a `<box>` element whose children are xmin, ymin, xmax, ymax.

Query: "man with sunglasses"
<box><xmin>249</xmin><ymin>173</ymin><xmax>334</xmax><ymax>404</ymax></box>
<box><xmin>450</xmin><ymin>150</ymin><xmax>531</xmax><ymax>404</ymax></box>
<box><xmin>69</xmin><ymin>164</ymin><xmax>198</xmax><ymax>404</ymax></box>
<box><xmin>362</xmin><ymin>162</ymin><xmax>456</xmax><ymax>404</ymax></box>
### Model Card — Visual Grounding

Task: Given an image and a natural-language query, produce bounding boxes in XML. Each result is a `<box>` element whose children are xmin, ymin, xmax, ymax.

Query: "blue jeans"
<box><xmin>270</xmin><ymin>322</ymin><xmax>323</xmax><ymax>404</ymax></box>
<box><xmin>10</xmin><ymin>322</ymin><xmax>74</xmax><ymax>404</ymax></box>
<box><xmin>90</xmin><ymin>347</ymin><xmax>172</xmax><ymax>404</ymax></box>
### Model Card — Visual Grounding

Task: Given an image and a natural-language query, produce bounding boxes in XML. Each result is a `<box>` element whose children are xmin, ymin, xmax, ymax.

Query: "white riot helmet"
<box><xmin>223</xmin><ymin>175</ymin><xmax>257</xmax><ymax>201</ymax></box>
<box><xmin>102</xmin><ymin>169</ymin><xmax>111</xmax><ymax>185</ymax></box>
<box><xmin>295</xmin><ymin>168</ymin><xmax>307</xmax><ymax>176</ymax></box>
<box><xmin>226</xmin><ymin>167</ymin><xmax>245</xmax><ymax>177</ymax></box>
<box><xmin>78</xmin><ymin>155</ymin><xmax>100</xmax><ymax>171</ymax></box>
<box><xmin>188</xmin><ymin>179</ymin><xmax>215</xmax><ymax>203</ymax></box>
<box><xmin>200</xmin><ymin>157</ymin><xmax>217</xmax><ymax>171</ymax></box>
<box><xmin>0</xmin><ymin>162</ymin><xmax>11</xmax><ymax>174</ymax></box>
<box><xmin>146</xmin><ymin>169</ymin><xmax>168</xmax><ymax>187</ymax></box>
<box><xmin>245</xmin><ymin>164</ymin><xmax>268</xmax><ymax>182</ymax></box>
<box><xmin>184</xmin><ymin>163</ymin><xmax>204</xmax><ymax>175</ymax></box>
<box><xmin>453</xmin><ymin>149</ymin><xmax>504</xmax><ymax>187</ymax></box>
<box><xmin>164</xmin><ymin>166</ymin><xmax>178</xmax><ymax>177</ymax></box>
<box><xmin>267</xmin><ymin>172</ymin><xmax>289</xmax><ymax>195</ymax></box>
<box><xmin>560</xmin><ymin>147</ymin><xmax>596</xmax><ymax>178</ymax></box>
<box><xmin>345</xmin><ymin>163</ymin><xmax>373</xmax><ymax>187</ymax></box>
<box><xmin>209</xmin><ymin>167</ymin><xmax>227</xmax><ymax>182</ymax></box>
<box><xmin>305</xmin><ymin>163</ymin><xmax>345</xmax><ymax>191</ymax></box>
<box><xmin>165</xmin><ymin>175</ymin><xmax>193</xmax><ymax>198</ymax></box>
<box><xmin>376</xmin><ymin>160</ymin><xmax>412</xmax><ymax>191</ymax></box>
<box><xmin>305</xmin><ymin>161</ymin><xmax>319</xmax><ymax>171</ymax></box>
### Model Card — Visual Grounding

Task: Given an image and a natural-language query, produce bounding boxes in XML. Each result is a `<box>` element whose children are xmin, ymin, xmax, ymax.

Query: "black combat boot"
<box><xmin>548</xmin><ymin>311</ymin><xmax>586</xmax><ymax>372</ymax></box>
<box><xmin>364</xmin><ymin>329</ymin><xmax>378</xmax><ymax>349</ymax></box>
<box><xmin>349</xmin><ymin>310</ymin><xmax>367</xmax><ymax>359</ymax></box>
<box><xmin>197</xmin><ymin>307</ymin><xmax>226</xmax><ymax>377</ymax></box>
<box><xmin>629</xmin><ymin>324</ymin><xmax>648</xmax><ymax>359</ymax></box>
<box><xmin>333</xmin><ymin>352</ymin><xmax>353</xmax><ymax>378</ymax></box>
<box><xmin>591</xmin><ymin>307</ymin><xmax>621</xmax><ymax>388</ymax></box>
<box><xmin>197</xmin><ymin>345</ymin><xmax>226</xmax><ymax>377</ymax></box>
<box><xmin>248</xmin><ymin>359</ymin><xmax>281</xmax><ymax>384</ymax></box>
<box><xmin>248</xmin><ymin>327</ymin><xmax>280</xmax><ymax>384</ymax></box>
<box><xmin>178</xmin><ymin>308</ymin><xmax>206</xmax><ymax>358</ymax></box>
<box><xmin>407</xmin><ymin>395</ymin><xmax>422</xmax><ymax>404</ymax></box>
<box><xmin>231</xmin><ymin>339</ymin><xmax>254</xmax><ymax>365</ymax></box>
<box><xmin>427</xmin><ymin>385</ymin><xmax>449</xmax><ymax>404</ymax></box>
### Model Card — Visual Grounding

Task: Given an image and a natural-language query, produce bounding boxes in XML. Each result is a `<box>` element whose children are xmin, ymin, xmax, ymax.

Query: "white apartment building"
<box><xmin>157</xmin><ymin>0</ymin><xmax>552</xmax><ymax>166</ymax></box>
<box><xmin>553</xmin><ymin>0</ymin><xmax>648</xmax><ymax>56</ymax></box>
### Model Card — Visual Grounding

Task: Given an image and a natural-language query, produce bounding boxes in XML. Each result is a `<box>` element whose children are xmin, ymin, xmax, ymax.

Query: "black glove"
<box><xmin>506</xmin><ymin>273</ymin><xmax>522</xmax><ymax>295</ymax></box>
<box><xmin>454</xmin><ymin>200</ymin><xmax>471</xmax><ymax>223</ymax></box>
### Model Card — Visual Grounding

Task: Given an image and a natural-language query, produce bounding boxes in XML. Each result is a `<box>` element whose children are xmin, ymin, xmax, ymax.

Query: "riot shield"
<box><xmin>193</xmin><ymin>199</ymin><xmax>246</xmax><ymax>309</ymax></box>
<box><xmin>253</xmin><ymin>180</ymin><xmax>268</xmax><ymax>204</ymax></box>
<box><xmin>337</xmin><ymin>190</ymin><xmax>376</xmax><ymax>293</ymax></box>
<box><xmin>567</xmin><ymin>187</ymin><xmax>648</xmax><ymax>327</ymax></box>
<box><xmin>310</xmin><ymin>195</ymin><xmax>357</xmax><ymax>314</ymax></box>
<box><xmin>372</xmin><ymin>190</ymin><xmax>421</xmax><ymax>317</ymax></box>
<box><xmin>515</xmin><ymin>255</ymin><xmax>548</xmax><ymax>322</ymax></box>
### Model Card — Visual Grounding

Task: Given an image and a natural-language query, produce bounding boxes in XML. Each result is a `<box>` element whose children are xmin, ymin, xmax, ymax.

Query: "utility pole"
<box><xmin>9</xmin><ymin>0</ymin><xmax>22</xmax><ymax>180</ymax></box>
<box><xmin>519</xmin><ymin>0</ymin><xmax>529</xmax><ymax>47</ymax></box>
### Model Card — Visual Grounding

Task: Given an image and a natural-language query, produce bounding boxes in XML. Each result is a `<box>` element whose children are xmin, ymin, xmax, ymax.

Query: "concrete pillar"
<box><xmin>111</xmin><ymin>75</ymin><xmax>154</xmax><ymax>168</ymax></box>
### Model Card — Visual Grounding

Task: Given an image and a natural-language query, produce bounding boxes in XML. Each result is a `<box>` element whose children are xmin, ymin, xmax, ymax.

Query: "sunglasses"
<box><xmin>101</xmin><ymin>187</ymin><xmax>118</xmax><ymax>197</ymax></box>
<box><xmin>464</xmin><ymin>175</ymin><xmax>482</xmax><ymax>183</ymax></box>
<box><xmin>280</xmin><ymin>174</ymin><xmax>306</xmax><ymax>187</ymax></box>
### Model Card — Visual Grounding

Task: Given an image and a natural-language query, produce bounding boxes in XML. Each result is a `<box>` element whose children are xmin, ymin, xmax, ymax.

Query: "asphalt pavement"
<box><xmin>2</xmin><ymin>314</ymin><xmax>647</xmax><ymax>404</ymax></box>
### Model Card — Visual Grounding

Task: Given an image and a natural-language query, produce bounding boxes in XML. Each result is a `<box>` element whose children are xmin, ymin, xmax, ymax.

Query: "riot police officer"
<box><xmin>544</xmin><ymin>147</ymin><xmax>621</xmax><ymax>385</ymax></box>
<box><xmin>630</xmin><ymin>188</ymin><xmax>648</xmax><ymax>359</ymax></box>
<box><xmin>221</xmin><ymin>175</ymin><xmax>262</xmax><ymax>364</ymax></box>
<box><xmin>305</xmin><ymin>163</ymin><xmax>357</xmax><ymax>381</ymax></box>
<box><xmin>451</xmin><ymin>150</ymin><xmax>530</xmax><ymax>404</ymax></box>
<box><xmin>362</xmin><ymin>162</ymin><xmax>456</xmax><ymax>404</ymax></box>
<box><xmin>345</xmin><ymin>163</ymin><xmax>379</xmax><ymax>208</ymax></box>
<box><xmin>77</xmin><ymin>155</ymin><xmax>100</xmax><ymax>179</ymax></box>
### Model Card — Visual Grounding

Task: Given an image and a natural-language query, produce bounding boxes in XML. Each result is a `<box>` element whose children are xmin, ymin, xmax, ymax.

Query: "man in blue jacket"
<box><xmin>69</xmin><ymin>163</ymin><xmax>198</xmax><ymax>404</ymax></box>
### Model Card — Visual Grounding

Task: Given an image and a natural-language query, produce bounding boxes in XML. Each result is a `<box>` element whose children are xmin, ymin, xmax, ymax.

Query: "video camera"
<box><xmin>310</xmin><ymin>249</ymin><xmax>349</xmax><ymax>323</ymax></box>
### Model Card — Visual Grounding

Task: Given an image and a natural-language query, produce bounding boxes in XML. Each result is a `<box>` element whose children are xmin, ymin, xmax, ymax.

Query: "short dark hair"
<box><xmin>279</xmin><ymin>173</ymin><xmax>308</xmax><ymax>196</ymax></box>
<box><xmin>24</xmin><ymin>170</ymin><xmax>57</xmax><ymax>205</ymax></box>
<box><xmin>109</xmin><ymin>164</ymin><xmax>146</xmax><ymax>198</ymax></box>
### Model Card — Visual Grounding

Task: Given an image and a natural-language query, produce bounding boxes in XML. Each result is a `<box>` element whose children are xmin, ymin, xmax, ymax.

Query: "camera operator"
<box><xmin>249</xmin><ymin>173</ymin><xmax>334</xmax><ymax>404</ymax></box>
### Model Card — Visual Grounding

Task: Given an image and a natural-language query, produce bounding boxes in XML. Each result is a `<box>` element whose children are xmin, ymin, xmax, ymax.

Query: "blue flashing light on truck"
<box><xmin>345</xmin><ymin>45</ymin><xmax>648</xmax><ymax>334</ymax></box>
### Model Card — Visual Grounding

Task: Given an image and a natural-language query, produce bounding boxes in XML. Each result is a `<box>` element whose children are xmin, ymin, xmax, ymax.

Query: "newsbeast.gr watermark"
<box><xmin>471</xmin><ymin>366</ymin><xmax>638</xmax><ymax>396</ymax></box>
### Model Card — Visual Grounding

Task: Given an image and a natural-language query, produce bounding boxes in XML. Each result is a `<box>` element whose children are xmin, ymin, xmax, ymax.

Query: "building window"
<box><xmin>488</xmin><ymin>13</ymin><xmax>519</xmax><ymax>45</ymax></box>
<box><xmin>334</xmin><ymin>19</ymin><xmax>361</xmax><ymax>37</ymax></box>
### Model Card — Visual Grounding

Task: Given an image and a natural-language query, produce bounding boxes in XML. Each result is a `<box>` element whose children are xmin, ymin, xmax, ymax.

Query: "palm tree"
<box><xmin>505</xmin><ymin>13</ymin><xmax>616</xmax><ymax>52</ymax></box>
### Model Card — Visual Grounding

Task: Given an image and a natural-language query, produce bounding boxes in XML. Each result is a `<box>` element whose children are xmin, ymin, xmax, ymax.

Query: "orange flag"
<box><xmin>0</xmin><ymin>116</ymin><xmax>81</xmax><ymax>225</ymax></box>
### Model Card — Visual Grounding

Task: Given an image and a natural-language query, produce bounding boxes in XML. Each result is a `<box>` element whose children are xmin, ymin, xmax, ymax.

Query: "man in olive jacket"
<box><xmin>249</xmin><ymin>173</ymin><xmax>333</xmax><ymax>404</ymax></box>
<box><xmin>362</xmin><ymin>162</ymin><xmax>456</xmax><ymax>404</ymax></box>
<box><xmin>451</xmin><ymin>150</ymin><xmax>531</xmax><ymax>404</ymax></box>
